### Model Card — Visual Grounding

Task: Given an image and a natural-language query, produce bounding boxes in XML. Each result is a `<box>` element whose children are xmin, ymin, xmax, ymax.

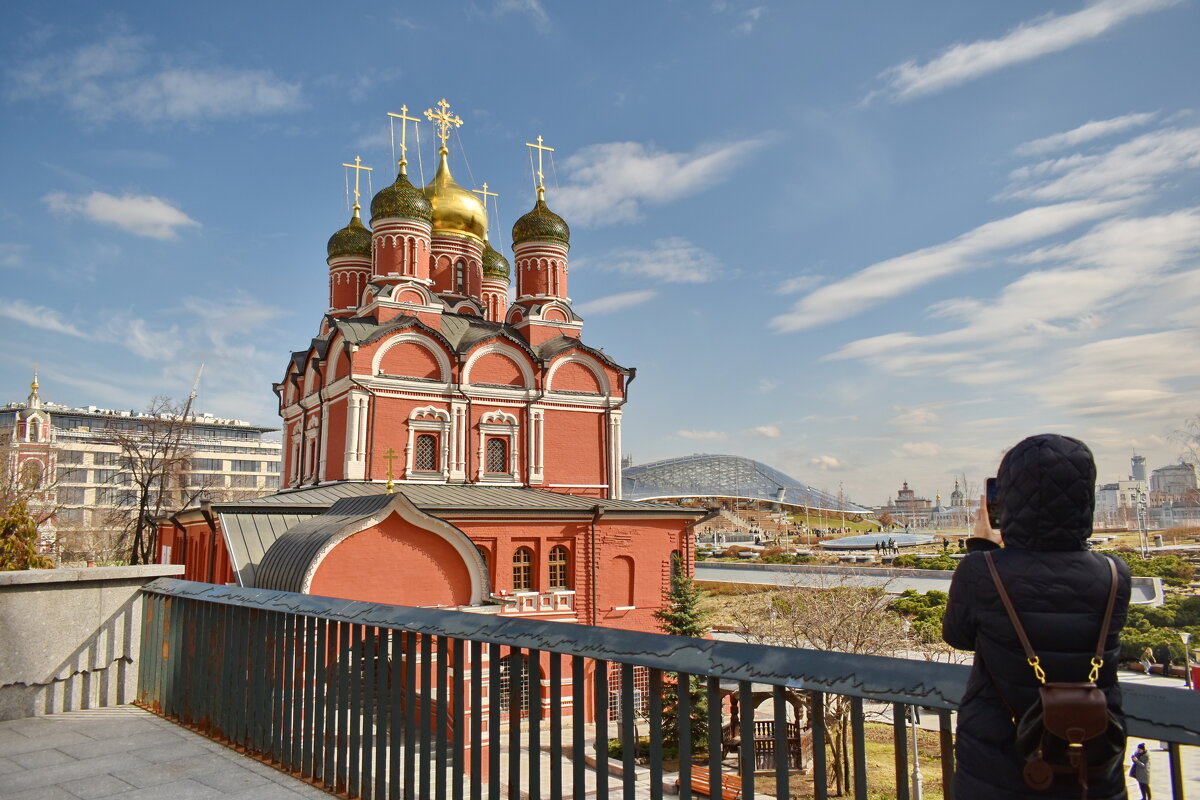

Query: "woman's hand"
<box><xmin>972</xmin><ymin>494</ymin><xmax>1002</xmax><ymax>545</ymax></box>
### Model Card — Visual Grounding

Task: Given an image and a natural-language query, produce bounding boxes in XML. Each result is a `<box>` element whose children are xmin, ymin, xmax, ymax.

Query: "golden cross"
<box><xmin>341</xmin><ymin>156</ymin><xmax>373</xmax><ymax>212</ymax></box>
<box><xmin>525</xmin><ymin>135</ymin><xmax>554</xmax><ymax>193</ymax></box>
<box><xmin>472</xmin><ymin>182</ymin><xmax>498</xmax><ymax>206</ymax></box>
<box><xmin>424</xmin><ymin>98</ymin><xmax>463</xmax><ymax>153</ymax></box>
<box><xmin>383</xmin><ymin>447</ymin><xmax>398</xmax><ymax>494</ymax></box>
<box><xmin>386</xmin><ymin>105</ymin><xmax>421</xmax><ymax>168</ymax></box>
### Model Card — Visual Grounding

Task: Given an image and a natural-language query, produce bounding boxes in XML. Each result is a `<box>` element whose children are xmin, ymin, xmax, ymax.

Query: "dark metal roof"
<box><xmin>219</xmin><ymin>511</ymin><xmax>319</xmax><ymax>587</ymax></box>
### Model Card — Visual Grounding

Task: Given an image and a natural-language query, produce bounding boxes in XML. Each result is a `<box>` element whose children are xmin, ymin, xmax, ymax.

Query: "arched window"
<box><xmin>20</xmin><ymin>461</ymin><xmax>43</xmax><ymax>490</ymax></box>
<box><xmin>486</xmin><ymin>437</ymin><xmax>507</xmax><ymax>474</ymax></box>
<box><xmin>499</xmin><ymin>652</ymin><xmax>534</xmax><ymax>715</ymax></box>
<box><xmin>512</xmin><ymin>546</ymin><xmax>533</xmax><ymax>591</ymax></box>
<box><xmin>670</xmin><ymin>550</ymin><xmax>683</xmax><ymax>581</ymax></box>
<box><xmin>455</xmin><ymin>260</ymin><xmax>466</xmax><ymax>294</ymax></box>
<box><xmin>28</xmin><ymin>421</ymin><xmax>39</xmax><ymax>442</ymax></box>
<box><xmin>414</xmin><ymin>434</ymin><xmax>437</xmax><ymax>471</ymax></box>
<box><xmin>548</xmin><ymin>545</ymin><xmax>569</xmax><ymax>590</ymax></box>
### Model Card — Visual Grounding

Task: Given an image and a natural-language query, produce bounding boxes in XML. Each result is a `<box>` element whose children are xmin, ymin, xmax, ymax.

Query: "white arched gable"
<box><xmin>546</xmin><ymin>353</ymin><xmax>611</xmax><ymax>395</ymax></box>
<box><xmin>462</xmin><ymin>341</ymin><xmax>535</xmax><ymax>389</ymax></box>
<box><xmin>410</xmin><ymin>405</ymin><xmax>451</xmax><ymax>422</ymax></box>
<box><xmin>371</xmin><ymin>332</ymin><xmax>452</xmax><ymax>382</ymax></box>
<box><xmin>480</xmin><ymin>409</ymin><xmax>518</xmax><ymax>426</ymax></box>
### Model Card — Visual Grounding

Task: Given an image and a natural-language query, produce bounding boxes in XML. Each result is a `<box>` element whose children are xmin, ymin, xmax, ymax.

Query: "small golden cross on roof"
<box><xmin>341</xmin><ymin>156</ymin><xmax>373</xmax><ymax>213</ymax></box>
<box><xmin>386</xmin><ymin>105</ymin><xmax>421</xmax><ymax>169</ymax></box>
<box><xmin>424</xmin><ymin>98</ymin><xmax>463</xmax><ymax>154</ymax></box>
<box><xmin>525</xmin><ymin>135</ymin><xmax>554</xmax><ymax>198</ymax></box>
<box><xmin>472</xmin><ymin>181</ymin><xmax>498</xmax><ymax>205</ymax></box>
<box><xmin>383</xmin><ymin>447</ymin><xmax>398</xmax><ymax>494</ymax></box>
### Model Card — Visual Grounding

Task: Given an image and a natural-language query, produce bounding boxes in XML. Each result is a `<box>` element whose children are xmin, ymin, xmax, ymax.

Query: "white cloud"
<box><xmin>756</xmin><ymin>379</ymin><xmax>777</xmax><ymax>394</ymax></box>
<box><xmin>589</xmin><ymin>237</ymin><xmax>722</xmax><ymax>284</ymax></box>
<box><xmin>770</xmin><ymin>199</ymin><xmax>1125</xmax><ymax>333</ymax></box>
<box><xmin>746</xmin><ymin>425</ymin><xmax>782</xmax><ymax>439</ymax></box>
<box><xmin>1015</xmin><ymin>112</ymin><xmax>1159</xmax><ymax>156</ymax></box>
<box><xmin>44</xmin><ymin>191</ymin><xmax>200</xmax><ymax>239</ymax></box>
<box><xmin>0</xmin><ymin>300</ymin><xmax>87</xmax><ymax>338</ymax></box>
<box><xmin>0</xmin><ymin>242</ymin><xmax>28</xmax><ymax>268</ymax></box>
<box><xmin>8</xmin><ymin>32</ymin><xmax>301</xmax><ymax>124</ymax></box>
<box><xmin>778</xmin><ymin>274</ymin><xmax>823</xmax><ymax>294</ymax></box>
<box><xmin>870</xmin><ymin>0</ymin><xmax>1178</xmax><ymax>102</ymax></box>
<box><xmin>106</xmin><ymin>316</ymin><xmax>182</xmax><ymax>361</ymax></box>
<box><xmin>574</xmin><ymin>290</ymin><xmax>657</xmax><ymax>316</ymax></box>
<box><xmin>675</xmin><ymin>429</ymin><xmax>728</xmax><ymax>440</ymax></box>
<box><xmin>494</xmin><ymin>0</ymin><xmax>551</xmax><ymax>32</ymax></box>
<box><xmin>553</xmin><ymin>139</ymin><xmax>763</xmax><ymax>226</ymax></box>
<box><xmin>891</xmin><ymin>442</ymin><xmax>943</xmax><ymax>458</ymax></box>
<box><xmin>808</xmin><ymin>455</ymin><xmax>843</xmax><ymax>471</ymax></box>
<box><xmin>733</xmin><ymin>6</ymin><xmax>765</xmax><ymax>34</ymax></box>
<box><xmin>890</xmin><ymin>406</ymin><xmax>940</xmax><ymax>429</ymax></box>
<box><xmin>1004</xmin><ymin>126</ymin><xmax>1200</xmax><ymax>202</ymax></box>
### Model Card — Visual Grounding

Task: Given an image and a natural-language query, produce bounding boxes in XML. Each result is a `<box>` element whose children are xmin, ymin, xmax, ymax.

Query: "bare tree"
<box><xmin>731</xmin><ymin>581</ymin><xmax>908</xmax><ymax>796</ymax></box>
<box><xmin>103</xmin><ymin>397</ymin><xmax>205</xmax><ymax>565</ymax></box>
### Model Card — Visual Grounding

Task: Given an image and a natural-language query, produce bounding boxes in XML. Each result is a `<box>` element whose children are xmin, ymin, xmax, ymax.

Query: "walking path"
<box><xmin>0</xmin><ymin>706</ymin><xmax>331</xmax><ymax>800</ymax></box>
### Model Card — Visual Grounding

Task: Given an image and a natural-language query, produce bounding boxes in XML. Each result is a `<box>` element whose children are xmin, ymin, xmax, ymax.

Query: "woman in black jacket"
<box><xmin>942</xmin><ymin>434</ymin><xmax>1131</xmax><ymax>799</ymax></box>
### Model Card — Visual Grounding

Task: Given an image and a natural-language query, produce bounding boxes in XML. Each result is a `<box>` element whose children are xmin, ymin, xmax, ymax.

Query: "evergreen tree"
<box><xmin>654</xmin><ymin>553</ymin><xmax>710</xmax><ymax>748</ymax></box>
<box><xmin>1</xmin><ymin>499</ymin><xmax>54</xmax><ymax>570</ymax></box>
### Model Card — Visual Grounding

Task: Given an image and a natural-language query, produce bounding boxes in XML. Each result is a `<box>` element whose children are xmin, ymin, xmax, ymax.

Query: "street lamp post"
<box><xmin>1137</xmin><ymin>490</ymin><xmax>1149</xmax><ymax>559</ymax></box>
<box><xmin>909</xmin><ymin>706</ymin><xmax>923</xmax><ymax>800</ymax></box>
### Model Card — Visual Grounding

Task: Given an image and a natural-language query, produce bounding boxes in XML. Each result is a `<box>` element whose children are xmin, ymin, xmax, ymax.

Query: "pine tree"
<box><xmin>654</xmin><ymin>552</ymin><xmax>710</xmax><ymax>748</ymax></box>
<box><xmin>1</xmin><ymin>499</ymin><xmax>54</xmax><ymax>570</ymax></box>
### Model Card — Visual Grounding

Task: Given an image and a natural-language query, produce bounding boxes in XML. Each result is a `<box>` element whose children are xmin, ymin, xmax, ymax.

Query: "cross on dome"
<box><xmin>424</xmin><ymin>99</ymin><xmax>463</xmax><ymax>154</ymax></box>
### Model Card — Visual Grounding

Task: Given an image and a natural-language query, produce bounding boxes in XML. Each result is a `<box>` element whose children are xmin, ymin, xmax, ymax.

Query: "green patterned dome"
<box><xmin>326</xmin><ymin>212</ymin><xmax>372</xmax><ymax>259</ymax></box>
<box><xmin>482</xmin><ymin>241</ymin><xmax>511</xmax><ymax>282</ymax></box>
<box><xmin>512</xmin><ymin>195</ymin><xmax>570</xmax><ymax>247</ymax></box>
<box><xmin>370</xmin><ymin>168</ymin><xmax>433</xmax><ymax>224</ymax></box>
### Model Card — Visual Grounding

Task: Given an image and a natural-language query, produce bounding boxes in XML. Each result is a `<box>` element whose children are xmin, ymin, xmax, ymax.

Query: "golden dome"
<box><xmin>422</xmin><ymin>149</ymin><xmax>487</xmax><ymax>240</ymax></box>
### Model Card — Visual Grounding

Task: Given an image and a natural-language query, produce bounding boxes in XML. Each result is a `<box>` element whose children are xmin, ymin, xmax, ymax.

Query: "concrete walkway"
<box><xmin>0</xmin><ymin>706</ymin><xmax>331</xmax><ymax>800</ymax></box>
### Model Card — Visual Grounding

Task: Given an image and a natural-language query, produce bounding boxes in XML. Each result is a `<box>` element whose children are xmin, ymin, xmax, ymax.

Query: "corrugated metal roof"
<box><xmin>219</xmin><ymin>511</ymin><xmax>318</xmax><ymax>587</ymax></box>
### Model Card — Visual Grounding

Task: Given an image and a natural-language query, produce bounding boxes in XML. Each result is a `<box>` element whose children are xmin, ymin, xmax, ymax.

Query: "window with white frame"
<box><xmin>414</xmin><ymin>434</ymin><xmax>438</xmax><ymax>471</ymax></box>
<box><xmin>406</xmin><ymin>406</ymin><xmax>450</xmax><ymax>480</ymax></box>
<box><xmin>478</xmin><ymin>410</ymin><xmax>519</xmax><ymax>481</ymax></box>
<box><xmin>486</xmin><ymin>437</ymin><xmax>507</xmax><ymax>473</ymax></box>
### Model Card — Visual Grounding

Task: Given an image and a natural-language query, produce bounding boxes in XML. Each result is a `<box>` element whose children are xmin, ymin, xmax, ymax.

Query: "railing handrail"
<box><xmin>140</xmin><ymin>577</ymin><xmax>1200</xmax><ymax>745</ymax></box>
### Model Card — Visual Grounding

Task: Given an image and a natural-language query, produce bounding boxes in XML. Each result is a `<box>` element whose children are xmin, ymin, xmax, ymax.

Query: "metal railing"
<box><xmin>136</xmin><ymin>578</ymin><xmax>1200</xmax><ymax>800</ymax></box>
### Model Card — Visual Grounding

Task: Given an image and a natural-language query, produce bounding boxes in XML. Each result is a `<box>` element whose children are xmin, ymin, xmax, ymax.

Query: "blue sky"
<box><xmin>3</xmin><ymin>0</ymin><xmax>1199</xmax><ymax>506</ymax></box>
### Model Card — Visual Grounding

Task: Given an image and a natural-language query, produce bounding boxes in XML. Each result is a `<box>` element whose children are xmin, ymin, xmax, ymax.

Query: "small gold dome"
<box><xmin>422</xmin><ymin>149</ymin><xmax>487</xmax><ymax>240</ymax></box>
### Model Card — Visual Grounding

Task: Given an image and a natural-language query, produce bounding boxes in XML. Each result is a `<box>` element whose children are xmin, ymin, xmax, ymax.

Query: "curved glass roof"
<box><xmin>622</xmin><ymin>454</ymin><xmax>870</xmax><ymax>513</ymax></box>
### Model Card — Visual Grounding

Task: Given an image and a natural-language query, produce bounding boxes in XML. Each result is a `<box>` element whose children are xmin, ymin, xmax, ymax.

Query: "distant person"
<box><xmin>1130</xmin><ymin>743</ymin><xmax>1151</xmax><ymax>799</ymax></box>
<box><xmin>1140</xmin><ymin>647</ymin><xmax>1154</xmax><ymax>675</ymax></box>
<box><xmin>942</xmin><ymin>538</ymin><xmax>949</xmax><ymax>553</ymax></box>
<box><xmin>942</xmin><ymin>434</ymin><xmax>1131</xmax><ymax>800</ymax></box>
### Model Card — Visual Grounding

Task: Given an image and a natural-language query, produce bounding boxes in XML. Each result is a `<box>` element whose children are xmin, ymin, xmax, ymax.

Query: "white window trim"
<box><xmin>479</xmin><ymin>410</ymin><xmax>520</xmax><ymax>483</ymax></box>
<box><xmin>406</xmin><ymin>405</ymin><xmax>451</xmax><ymax>481</ymax></box>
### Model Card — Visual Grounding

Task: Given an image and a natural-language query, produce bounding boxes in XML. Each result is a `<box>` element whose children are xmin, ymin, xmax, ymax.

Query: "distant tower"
<box><xmin>1131</xmin><ymin>454</ymin><xmax>1147</xmax><ymax>482</ymax></box>
<box><xmin>327</xmin><ymin>159</ymin><xmax>374</xmax><ymax>318</ymax></box>
<box><xmin>950</xmin><ymin>479</ymin><xmax>964</xmax><ymax>507</ymax></box>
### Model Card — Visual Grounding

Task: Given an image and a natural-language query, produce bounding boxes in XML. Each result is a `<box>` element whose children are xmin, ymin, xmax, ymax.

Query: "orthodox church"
<box><xmin>158</xmin><ymin>100</ymin><xmax>703</xmax><ymax>637</ymax></box>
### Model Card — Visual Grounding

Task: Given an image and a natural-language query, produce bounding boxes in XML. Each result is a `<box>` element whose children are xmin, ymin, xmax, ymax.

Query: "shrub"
<box><xmin>1103</xmin><ymin>551</ymin><xmax>1196</xmax><ymax>587</ymax></box>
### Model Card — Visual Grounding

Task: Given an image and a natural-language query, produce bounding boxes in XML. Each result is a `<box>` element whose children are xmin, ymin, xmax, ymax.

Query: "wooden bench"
<box><xmin>675</xmin><ymin>771</ymin><xmax>742</xmax><ymax>800</ymax></box>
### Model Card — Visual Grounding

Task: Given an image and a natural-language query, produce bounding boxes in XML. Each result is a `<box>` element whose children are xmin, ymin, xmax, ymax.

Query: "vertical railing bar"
<box><xmin>772</xmin><ymin>685</ymin><xmax>789</xmax><ymax>800</ymax></box>
<box><xmin>677</xmin><ymin>671</ymin><xmax>692</xmax><ymax>800</ymax></box>
<box><xmin>404</xmin><ymin>632</ymin><xmax>417</xmax><ymax>800</ymax></box>
<box><xmin>595</xmin><ymin>659</ymin><xmax>610</xmax><ymax>800</ymax></box>
<box><xmin>1168</xmin><ymin>741</ymin><xmax>1184</xmax><ymax>799</ymax></box>
<box><xmin>338</xmin><ymin>620</ymin><xmax>352</xmax><ymax>795</ymax></box>
<box><xmin>319</xmin><ymin>619</ymin><xmax>335</xmax><ymax>789</ymax></box>
<box><xmin>390</xmin><ymin>629</ymin><xmax>404</xmax><ymax>800</ymax></box>
<box><xmin>290</xmin><ymin>613</ymin><xmax>305</xmax><ymax>771</ymax></box>
<box><xmin>508</xmin><ymin>648</ymin><xmax>523</xmax><ymax>800</ymax></box>
<box><xmin>376</xmin><ymin>627</ymin><xmax>390</xmax><ymax>800</ymax></box>
<box><xmin>469</xmin><ymin>639</ymin><xmax>483</xmax><ymax>800</ymax></box>
<box><xmin>738</xmin><ymin>680</ymin><xmax>754</xmax><ymax>800</ymax></box>
<box><xmin>247</xmin><ymin>608</ymin><xmax>261</xmax><ymax>754</ymax></box>
<box><xmin>488</xmin><ymin>645</ymin><xmax>501</xmax><ymax>800</ymax></box>
<box><xmin>850</xmin><ymin>696</ymin><xmax>867</xmax><ymax>800</ymax></box>
<box><xmin>302</xmin><ymin>615</ymin><xmax>317</xmax><ymax>777</ymax></box>
<box><xmin>350</xmin><ymin>624</ymin><xmax>364</xmax><ymax>799</ymax></box>
<box><xmin>938</xmin><ymin>709</ymin><xmax>954</xmax><ymax>800</ymax></box>
<box><xmin>811</xmin><ymin>692</ymin><xmax>828</xmax><ymax>800</ymax></box>
<box><xmin>274</xmin><ymin>610</ymin><xmax>288</xmax><ymax>765</ymax></box>
<box><xmin>436</xmin><ymin>636</ymin><xmax>448</xmax><ymax>800</ymax></box>
<box><xmin>706</xmin><ymin>676</ymin><xmax>721</xmax><ymax>800</ymax></box>
<box><xmin>451</xmin><ymin>638</ymin><xmax>465</xmax><ymax>800</ymax></box>
<box><xmin>135</xmin><ymin>591</ymin><xmax>150</xmax><ymax>705</ymax></box>
<box><xmin>621</xmin><ymin>663</ymin><xmax>636</xmax><ymax>800</ymax></box>
<box><xmin>648</xmin><ymin>669</ymin><xmax>664</xmax><ymax>800</ymax></box>
<box><xmin>549</xmin><ymin>655</ymin><xmax>563</xmax><ymax>800</ymax></box>
<box><xmin>571</xmin><ymin>655</ymin><xmax>586</xmax><ymax>800</ymax></box>
<box><xmin>362</xmin><ymin>625</ymin><xmax>376</xmax><ymax>800</ymax></box>
<box><xmin>892</xmin><ymin>703</ymin><xmax>909</xmax><ymax>800</ymax></box>
<box><xmin>528</xmin><ymin>648</ymin><xmax>541</xmax><ymax>800</ymax></box>
<box><xmin>419</xmin><ymin>633</ymin><xmax>433</xmax><ymax>800</ymax></box>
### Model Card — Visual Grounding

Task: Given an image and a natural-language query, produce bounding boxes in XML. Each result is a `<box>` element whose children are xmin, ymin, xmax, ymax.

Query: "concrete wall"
<box><xmin>0</xmin><ymin>564</ymin><xmax>183</xmax><ymax>720</ymax></box>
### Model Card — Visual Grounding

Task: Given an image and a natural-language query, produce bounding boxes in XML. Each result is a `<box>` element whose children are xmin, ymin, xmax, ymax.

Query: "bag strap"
<box><xmin>984</xmin><ymin>552</ymin><xmax>1118</xmax><ymax>684</ymax></box>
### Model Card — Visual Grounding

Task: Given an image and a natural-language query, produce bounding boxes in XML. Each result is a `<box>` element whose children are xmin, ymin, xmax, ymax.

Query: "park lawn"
<box><xmin>752</xmin><ymin>722</ymin><xmax>946</xmax><ymax>800</ymax></box>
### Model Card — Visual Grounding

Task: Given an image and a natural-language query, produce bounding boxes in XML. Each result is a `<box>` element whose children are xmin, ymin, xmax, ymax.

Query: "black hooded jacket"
<box><xmin>942</xmin><ymin>434</ymin><xmax>1131</xmax><ymax>800</ymax></box>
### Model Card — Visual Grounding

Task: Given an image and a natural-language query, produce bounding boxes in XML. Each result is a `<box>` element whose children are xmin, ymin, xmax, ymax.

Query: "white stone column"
<box><xmin>608</xmin><ymin>409</ymin><xmax>623</xmax><ymax>499</ymax></box>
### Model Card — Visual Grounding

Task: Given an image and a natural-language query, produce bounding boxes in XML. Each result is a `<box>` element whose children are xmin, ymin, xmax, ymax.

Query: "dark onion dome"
<box><xmin>481</xmin><ymin>241</ymin><xmax>511</xmax><ymax>282</ymax></box>
<box><xmin>512</xmin><ymin>194</ymin><xmax>570</xmax><ymax>247</ymax></box>
<box><xmin>370</xmin><ymin>167</ymin><xmax>433</xmax><ymax>224</ymax></box>
<box><xmin>326</xmin><ymin>211</ymin><xmax>372</xmax><ymax>259</ymax></box>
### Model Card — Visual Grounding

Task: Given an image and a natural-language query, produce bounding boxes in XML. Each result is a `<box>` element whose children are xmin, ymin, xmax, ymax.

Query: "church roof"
<box><xmin>215</xmin><ymin>482</ymin><xmax>700</xmax><ymax>587</ymax></box>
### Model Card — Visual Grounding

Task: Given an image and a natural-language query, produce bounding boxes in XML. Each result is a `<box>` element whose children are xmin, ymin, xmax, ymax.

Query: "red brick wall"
<box><xmin>324</xmin><ymin>397</ymin><xmax>347</xmax><ymax>481</ymax></box>
<box><xmin>541</xmin><ymin>409</ymin><xmax>605</xmax><ymax>487</ymax></box>
<box><xmin>468</xmin><ymin>352</ymin><xmax>527</xmax><ymax>386</ymax></box>
<box><xmin>379</xmin><ymin>341</ymin><xmax>442</xmax><ymax>379</ymax></box>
